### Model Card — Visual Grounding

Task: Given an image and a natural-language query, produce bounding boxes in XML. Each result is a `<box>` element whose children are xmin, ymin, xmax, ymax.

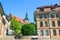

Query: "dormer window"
<box><xmin>53</xmin><ymin>6</ymin><xmax>56</xmax><ymax>9</ymax></box>
<box><xmin>53</xmin><ymin>4</ymin><xmax>57</xmax><ymax>9</ymax></box>
<box><xmin>51</xmin><ymin>4</ymin><xmax>58</xmax><ymax>11</ymax></box>
<box><xmin>40</xmin><ymin>7</ymin><xmax>44</xmax><ymax>11</ymax></box>
<box><xmin>51</xmin><ymin>7</ymin><xmax>53</xmax><ymax>10</ymax></box>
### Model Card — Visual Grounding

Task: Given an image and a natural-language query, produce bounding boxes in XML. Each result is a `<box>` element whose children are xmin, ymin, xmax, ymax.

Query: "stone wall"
<box><xmin>0</xmin><ymin>36</ymin><xmax>60</xmax><ymax>40</ymax></box>
<box><xmin>15</xmin><ymin>36</ymin><xmax>38</xmax><ymax>40</ymax></box>
<box><xmin>16</xmin><ymin>38</ymin><xmax>60</xmax><ymax>40</ymax></box>
<box><xmin>15</xmin><ymin>36</ymin><xmax>60</xmax><ymax>40</ymax></box>
<box><xmin>0</xmin><ymin>36</ymin><xmax>14</xmax><ymax>40</ymax></box>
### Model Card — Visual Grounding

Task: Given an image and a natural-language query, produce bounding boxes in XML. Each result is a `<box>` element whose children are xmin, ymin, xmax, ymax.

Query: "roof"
<box><xmin>0</xmin><ymin>2</ymin><xmax>6</xmax><ymax>15</ymax></box>
<box><xmin>0</xmin><ymin>2</ymin><xmax>8</xmax><ymax>25</ymax></box>
<box><xmin>37</xmin><ymin>4</ymin><xmax>60</xmax><ymax>9</ymax></box>
<box><xmin>15</xmin><ymin>16</ymin><xmax>25</xmax><ymax>23</ymax></box>
<box><xmin>10</xmin><ymin>14</ymin><xmax>26</xmax><ymax>24</ymax></box>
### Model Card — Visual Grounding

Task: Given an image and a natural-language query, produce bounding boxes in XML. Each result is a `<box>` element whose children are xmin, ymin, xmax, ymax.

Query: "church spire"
<box><xmin>24</xmin><ymin>12</ymin><xmax>29</xmax><ymax>21</ymax></box>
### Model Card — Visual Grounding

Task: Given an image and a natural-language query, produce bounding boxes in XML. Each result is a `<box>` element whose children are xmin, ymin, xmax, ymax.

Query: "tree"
<box><xmin>21</xmin><ymin>23</ymin><xmax>36</xmax><ymax>35</ymax></box>
<box><xmin>10</xmin><ymin>17</ymin><xmax>22</xmax><ymax>36</ymax></box>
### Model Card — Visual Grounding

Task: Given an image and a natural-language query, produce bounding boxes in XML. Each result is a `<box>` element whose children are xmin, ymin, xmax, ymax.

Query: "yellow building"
<box><xmin>34</xmin><ymin>4</ymin><xmax>60</xmax><ymax>38</ymax></box>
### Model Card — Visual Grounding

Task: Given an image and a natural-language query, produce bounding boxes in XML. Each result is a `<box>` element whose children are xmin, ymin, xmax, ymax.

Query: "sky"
<box><xmin>0</xmin><ymin>0</ymin><xmax>60</xmax><ymax>22</ymax></box>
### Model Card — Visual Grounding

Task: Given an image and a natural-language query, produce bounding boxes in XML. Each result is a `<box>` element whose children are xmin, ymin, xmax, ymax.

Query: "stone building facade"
<box><xmin>0</xmin><ymin>2</ymin><xmax>6</xmax><ymax>36</ymax></box>
<box><xmin>0</xmin><ymin>2</ymin><xmax>11</xmax><ymax>36</ymax></box>
<box><xmin>0</xmin><ymin>14</ymin><xmax>4</xmax><ymax>36</ymax></box>
<box><xmin>34</xmin><ymin>4</ymin><xmax>60</xmax><ymax>38</ymax></box>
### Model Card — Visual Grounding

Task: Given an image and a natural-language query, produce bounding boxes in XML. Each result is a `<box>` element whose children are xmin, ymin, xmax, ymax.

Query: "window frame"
<box><xmin>52</xmin><ymin>21</ymin><xmax>55</xmax><ymax>27</ymax></box>
<box><xmin>44</xmin><ymin>14</ymin><xmax>48</xmax><ymax>18</ymax></box>
<box><xmin>57</xmin><ymin>21</ymin><xmax>60</xmax><ymax>26</ymax></box>
<box><xmin>40</xmin><ymin>30</ymin><xmax>44</xmax><ymax>36</ymax></box>
<box><xmin>51</xmin><ymin>14</ymin><xmax>54</xmax><ymax>18</ymax></box>
<box><xmin>45</xmin><ymin>21</ymin><xmax>48</xmax><ymax>27</ymax></box>
<box><xmin>59</xmin><ymin>29</ymin><xmax>60</xmax><ymax>35</ymax></box>
<box><xmin>53</xmin><ymin>29</ymin><xmax>56</xmax><ymax>36</ymax></box>
<box><xmin>39</xmin><ymin>14</ymin><xmax>42</xmax><ymax>19</ymax></box>
<box><xmin>46</xmin><ymin>30</ymin><xmax>49</xmax><ymax>36</ymax></box>
<box><xmin>40</xmin><ymin>22</ymin><xmax>43</xmax><ymax>27</ymax></box>
<box><xmin>56</xmin><ymin>13</ymin><xmax>60</xmax><ymax>18</ymax></box>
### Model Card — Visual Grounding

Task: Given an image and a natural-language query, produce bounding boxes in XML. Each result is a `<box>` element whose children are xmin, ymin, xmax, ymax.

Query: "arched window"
<box><xmin>44</xmin><ymin>14</ymin><xmax>48</xmax><ymax>18</ymax></box>
<box><xmin>56</xmin><ymin>13</ymin><xmax>60</xmax><ymax>18</ymax></box>
<box><xmin>53</xmin><ymin>29</ymin><xmax>56</xmax><ymax>36</ymax></box>
<box><xmin>49</xmin><ymin>13</ymin><xmax>54</xmax><ymax>18</ymax></box>
<box><xmin>39</xmin><ymin>14</ymin><xmax>42</xmax><ymax>19</ymax></box>
<box><xmin>52</xmin><ymin>21</ymin><xmax>55</xmax><ymax>27</ymax></box>
<box><xmin>57</xmin><ymin>21</ymin><xmax>60</xmax><ymax>26</ymax></box>
<box><xmin>46</xmin><ymin>30</ymin><xmax>49</xmax><ymax>36</ymax></box>
<box><xmin>51</xmin><ymin>14</ymin><xmax>54</xmax><ymax>18</ymax></box>
<box><xmin>40</xmin><ymin>30</ymin><xmax>44</xmax><ymax>36</ymax></box>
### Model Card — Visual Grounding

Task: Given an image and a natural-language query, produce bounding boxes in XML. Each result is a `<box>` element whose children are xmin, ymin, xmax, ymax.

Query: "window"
<box><xmin>56</xmin><ymin>14</ymin><xmax>60</xmax><ymax>18</ymax></box>
<box><xmin>45</xmin><ymin>21</ymin><xmax>48</xmax><ymax>27</ymax></box>
<box><xmin>49</xmin><ymin>14</ymin><xmax>54</xmax><ymax>18</ymax></box>
<box><xmin>40</xmin><ymin>8</ymin><xmax>44</xmax><ymax>11</ymax></box>
<box><xmin>6</xmin><ymin>28</ymin><xmax>8</xmax><ymax>35</ymax></box>
<box><xmin>53</xmin><ymin>30</ymin><xmax>56</xmax><ymax>36</ymax></box>
<box><xmin>39</xmin><ymin>14</ymin><xmax>42</xmax><ymax>19</ymax></box>
<box><xmin>56</xmin><ymin>14</ymin><xmax>59</xmax><ymax>18</ymax></box>
<box><xmin>40</xmin><ymin>30</ymin><xmax>44</xmax><ymax>36</ymax></box>
<box><xmin>57</xmin><ymin>21</ymin><xmax>60</xmax><ymax>26</ymax></box>
<box><xmin>59</xmin><ymin>30</ymin><xmax>60</xmax><ymax>35</ymax></box>
<box><xmin>40</xmin><ymin>22</ymin><xmax>43</xmax><ymax>27</ymax></box>
<box><xmin>52</xmin><ymin>21</ymin><xmax>55</xmax><ymax>27</ymax></box>
<box><xmin>31</xmin><ymin>38</ymin><xmax>38</xmax><ymax>40</ymax></box>
<box><xmin>44</xmin><ymin>14</ymin><xmax>48</xmax><ymax>18</ymax></box>
<box><xmin>36</xmin><ymin>15</ymin><xmax>39</xmax><ymax>18</ymax></box>
<box><xmin>51</xmin><ymin>14</ymin><xmax>54</xmax><ymax>18</ymax></box>
<box><xmin>46</xmin><ymin>30</ymin><xmax>49</xmax><ymax>36</ymax></box>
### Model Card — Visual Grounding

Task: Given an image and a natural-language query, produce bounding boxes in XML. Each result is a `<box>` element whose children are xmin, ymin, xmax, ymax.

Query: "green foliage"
<box><xmin>21</xmin><ymin>23</ymin><xmax>36</xmax><ymax>35</ymax></box>
<box><xmin>10</xmin><ymin>17</ymin><xmax>22</xmax><ymax>36</ymax></box>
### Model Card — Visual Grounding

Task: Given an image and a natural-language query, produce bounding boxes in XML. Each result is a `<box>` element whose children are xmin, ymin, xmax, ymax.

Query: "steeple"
<box><xmin>24</xmin><ymin>12</ymin><xmax>29</xmax><ymax>21</ymax></box>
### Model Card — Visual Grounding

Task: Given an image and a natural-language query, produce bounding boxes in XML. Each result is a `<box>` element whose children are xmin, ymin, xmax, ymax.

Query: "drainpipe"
<box><xmin>48</xmin><ymin>12</ymin><xmax>51</xmax><ymax>38</ymax></box>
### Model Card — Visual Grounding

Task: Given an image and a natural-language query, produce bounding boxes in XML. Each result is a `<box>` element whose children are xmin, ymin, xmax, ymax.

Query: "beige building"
<box><xmin>0</xmin><ymin>2</ymin><xmax>10</xmax><ymax>36</ymax></box>
<box><xmin>34</xmin><ymin>4</ymin><xmax>60</xmax><ymax>38</ymax></box>
<box><xmin>0</xmin><ymin>14</ymin><xmax>5</xmax><ymax>36</ymax></box>
<box><xmin>0</xmin><ymin>2</ymin><xmax>5</xmax><ymax>36</ymax></box>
